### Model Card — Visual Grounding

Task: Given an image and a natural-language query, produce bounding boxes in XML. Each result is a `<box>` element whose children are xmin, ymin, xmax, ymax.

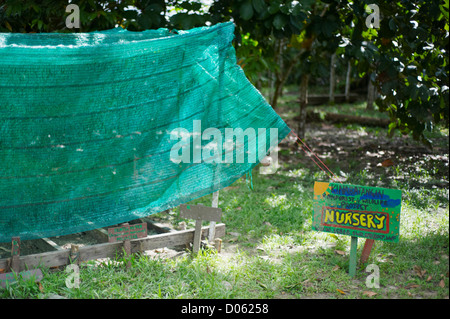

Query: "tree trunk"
<box><xmin>271</xmin><ymin>50</ymin><xmax>303</xmax><ymax>108</ymax></box>
<box><xmin>298</xmin><ymin>73</ymin><xmax>310</xmax><ymax>138</ymax></box>
<box><xmin>329</xmin><ymin>53</ymin><xmax>336</xmax><ymax>104</ymax></box>
<box><xmin>345</xmin><ymin>60</ymin><xmax>352</xmax><ymax>103</ymax></box>
<box><xmin>268</xmin><ymin>69</ymin><xmax>274</xmax><ymax>103</ymax></box>
<box><xmin>367</xmin><ymin>74</ymin><xmax>375</xmax><ymax>110</ymax></box>
<box><xmin>278</xmin><ymin>39</ymin><xmax>284</xmax><ymax>98</ymax></box>
<box><xmin>271</xmin><ymin>77</ymin><xmax>282</xmax><ymax>108</ymax></box>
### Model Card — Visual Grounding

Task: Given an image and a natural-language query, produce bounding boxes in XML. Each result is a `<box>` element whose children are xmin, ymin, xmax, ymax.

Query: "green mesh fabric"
<box><xmin>0</xmin><ymin>22</ymin><xmax>290</xmax><ymax>242</ymax></box>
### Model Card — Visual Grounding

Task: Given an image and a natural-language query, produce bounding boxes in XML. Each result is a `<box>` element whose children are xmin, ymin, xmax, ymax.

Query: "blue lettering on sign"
<box><xmin>360</xmin><ymin>193</ymin><xmax>401</xmax><ymax>208</ymax></box>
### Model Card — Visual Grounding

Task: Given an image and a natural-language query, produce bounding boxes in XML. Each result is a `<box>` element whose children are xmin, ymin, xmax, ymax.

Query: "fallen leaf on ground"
<box><xmin>336</xmin><ymin>289</ymin><xmax>347</xmax><ymax>295</ymax></box>
<box><xmin>413</xmin><ymin>265</ymin><xmax>427</xmax><ymax>278</ymax></box>
<box><xmin>37</xmin><ymin>282</ymin><xmax>44</xmax><ymax>293</ymax></box>
<box><xmin>439</xmin><ymin>280</ymin><xmax>445</xmax><ymax>288</ymax></box>
<box><xmin>381</xmin><ymin>159</ymin><xmax>395</xmax><ymax>167</ymax></box>
<box><xmin>332</xmin><ymin>265</ymin><xmax>340</xmax><ymax>271</ymax></box>
<box><xmin>335</xmin><ymin>250</ymin><xmax>346</xmax><ymax>256</ymax></box>
<box><xmin>405</xmin><ymin>283</ymin><xmax>419</xmax><ymax>289</ymax></box>
<box><xmin>363</xmin><ymin>291</ymin><xmax>377</xmax><ymax>297</ymax></box>
<box><xmin>426</xmin><ymin>276</ymin><xmax>433</xmax><ymax>282</ymax></box>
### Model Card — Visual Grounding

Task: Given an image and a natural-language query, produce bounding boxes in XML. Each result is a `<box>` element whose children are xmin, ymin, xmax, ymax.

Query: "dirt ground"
<box><xmin>280</xmin><ymin>119</ymin><xmax>449</xmax><ymax>190</ymax></box>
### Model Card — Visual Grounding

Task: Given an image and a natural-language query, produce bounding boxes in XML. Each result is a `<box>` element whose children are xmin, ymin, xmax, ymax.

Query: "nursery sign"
<box><xmin>312</xmin><ymin>182</ymin><xmax>402</xmax><ymax>243</ymax></box>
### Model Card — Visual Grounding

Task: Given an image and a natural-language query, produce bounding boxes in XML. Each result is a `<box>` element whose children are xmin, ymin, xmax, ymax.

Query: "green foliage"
<box><xmin>0</xmin><ymin>0</ymin><xmax>448</xmax><ymax>146</ymax></box>
<box><xmin>209</xmin><ymin>0</ymin><xmax>308</xmax><ymax>39</ymax></box>
<box><xmin>0</xmin><ymin>0</ymin><xmax>169</xmax><ymax>32</ymax></box>
<box><xmin>342</xmin><ymin>0</ymin><xmax>449</xmax><ymax>146</ymax></box>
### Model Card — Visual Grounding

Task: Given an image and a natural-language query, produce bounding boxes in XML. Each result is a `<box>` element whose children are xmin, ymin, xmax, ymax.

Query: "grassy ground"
<box><xmin>1</xmin><ymin>99</ymin><xmax>448</xmax><ymax>299</ymax></box>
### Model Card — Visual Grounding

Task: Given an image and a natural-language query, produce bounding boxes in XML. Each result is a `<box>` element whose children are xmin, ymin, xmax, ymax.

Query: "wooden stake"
<box><xmin>193</xmin><ymin>220</ymin><xmax>202</xmax><ymax>254</ymax></box>
<box><xmin>360</xmin><ymin>239</ymin><xmax>375</xmax><ymax>264</ymax></box>
<box><xmin>349</xmin><ymin>236</ymin><xmax>358</xmax><ymax>277</ymax></box>
<box><xmin>10</xmin><ymin>237</ymin><xmax>20</xmax><ymax>273</ymax></box>
<box><xmin>70</xmin><ymin>244</ymin><xmax>80</xmax><ymax>265</ymax></box>
<box><xmin>208</xmin><ymin>191</ymin><xmax>220</xmax><ymax>243</ymax></box>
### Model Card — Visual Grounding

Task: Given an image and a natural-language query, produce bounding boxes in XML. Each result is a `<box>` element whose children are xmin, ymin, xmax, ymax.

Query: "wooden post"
<box><xmin>193</xmin><ymin>220</ymin><xmax>203</xmax><ymax>254</ymax></box>
<box><xmin>360</xmin><ymin>239</ymin><xmax>375</xmax><ymax>264</ymax></box>
<box><xmin>349</xmin><ymin>236</ymin><xmax>358</xmax><ymax>277</ymax></box>
<box><xmin>10</xmin><ymin>237</ymin><xmax>20</xmax><ymax>273</ymax></box>
<box><xmin>70</xmin><ymin>244</ymin><xmax>80</xmax><ymax>265</ymax></box>
<box><xmin>208</xmin><ymin>191</ymin><xmax>220</xmax><ymax>243</ymax></box>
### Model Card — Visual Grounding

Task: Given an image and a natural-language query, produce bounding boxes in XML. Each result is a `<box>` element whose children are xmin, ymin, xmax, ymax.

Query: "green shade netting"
<box><xmin>0</xmin><ymin>22</ymin><xmax>290</xmax><ymax>242</ymax></box>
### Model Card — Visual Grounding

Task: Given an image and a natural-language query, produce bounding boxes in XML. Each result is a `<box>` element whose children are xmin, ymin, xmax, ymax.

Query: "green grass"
<box><xmin>2</xmin><ymin>160</ymin><xmax>448</xmax><ymax>299</ymax></box>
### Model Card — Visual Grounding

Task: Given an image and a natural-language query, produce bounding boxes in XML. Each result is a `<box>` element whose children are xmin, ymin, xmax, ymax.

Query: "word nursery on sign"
<box><xmin>312</xmin><ymin>182</ymin><xmax>402</xmax><ymax>243</ymax></box>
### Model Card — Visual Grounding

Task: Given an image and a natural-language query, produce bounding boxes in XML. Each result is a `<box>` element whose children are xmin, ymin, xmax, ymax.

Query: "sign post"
<box><xmin>179</xmin><ymin>204</ymin><xmax>222</xmax><ymax>253</ymax></box>
<box><xmin>349</xmin><ymin>236</ymin><xmax>358</xmax><ymax>277</ymax></box>
<box><xmin>312</xmin><ymin>182</ymin><xmax>402</xmax><ymax>276</ymax></box>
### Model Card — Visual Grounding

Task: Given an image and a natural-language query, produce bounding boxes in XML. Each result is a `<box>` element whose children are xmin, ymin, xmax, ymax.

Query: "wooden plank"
<box><xmin>130</xmin><ymin>223</ymin><xmax>225</xmax><ymax>253</ymax></box>
<box><xmin>41</xmin><ymin>238</ymin><xmax>64</xmax><ymax>251</ymax></box>
<box><xmin>0</xmin><ymin>224</ymin><xmax>225</xmax><ymax>270</ymax></box>
<box><xmin>0</xmin><ymin>249</ymin><xmax>71</xmax><ymax>270</ymax></box>
<box><xmin>179</xmin><ymin>204</ymin><xmax>222</xmax><ymax>222</ymax></box>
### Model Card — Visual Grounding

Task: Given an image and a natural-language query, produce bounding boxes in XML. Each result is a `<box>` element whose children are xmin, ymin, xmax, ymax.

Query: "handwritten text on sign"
<box><xmin>312</xmin><ymin>182</ymin><xmax>401</xmax><ymax>243</ymax></box>
<box><xmin>108</xmin><ymin>223</ymin><xmax>147</xmax><ymax>243</ymax></box>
